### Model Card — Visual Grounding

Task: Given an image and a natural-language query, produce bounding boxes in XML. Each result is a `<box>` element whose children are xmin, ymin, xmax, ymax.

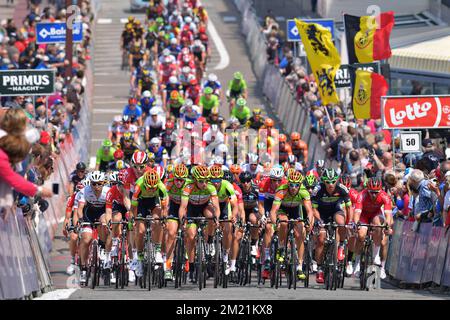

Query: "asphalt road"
<box><xmin>44</xmin><ymin>0</ymin><xmax>449</xmax><ymax>300</ymax></box>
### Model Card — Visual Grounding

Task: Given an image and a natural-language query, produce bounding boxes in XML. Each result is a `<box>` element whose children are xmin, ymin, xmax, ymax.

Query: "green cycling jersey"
<box><xmin>166</xmin><ymin>178</ymin><xmax>192</xmax><ymax>204</ymax></box>
<box><xmin>231</xmin><ymin>106</ymin><xmax>251</xmax><ymax>122</ymax></box>
<box><xmin>273</xmin><ymin>183</ymin><xmax>311</xmax><ymax>208</ymax></box>
<box><xmin>199</xmin><ymin>94</ymin><xmax>219</xmax><ymax>111</ymax></box>
<box><xmin>96</xmin><ymin>146</ymin><xmax>117</xmax><ymax>165</ymax></box>
<box><xmin>131</xmin><ymin>176</ymin><xmax>169</xmax><ymax>206</ymax></box>
<box><xmin>215</xmin><ymin>180</ymin><xmax>237</xmax><ymax>203</ymax></box>
<box><xmin>228</xmin><ymin>79</ymin><xmax>247</xmax><ymax>93</ymax></box>
<box><xmin>182</xmin><ymin>181</ymin><xmax>218</xmax><ymax>205</ymax></box>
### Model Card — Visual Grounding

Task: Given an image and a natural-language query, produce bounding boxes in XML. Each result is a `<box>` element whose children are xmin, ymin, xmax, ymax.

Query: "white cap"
<box><xmin>143</xmin><ymin>90</ymin><xmax>151</xmax><ymax>98</ymax></box>
<box><xmin>150</xmin><ymin>137</ymin><xmax>161</xmax><ymax>145</ymax></box>
<box><xmin>150</xmin><ymin>108</ymin><xmax>159</xmax><ymax>115</ymax></box>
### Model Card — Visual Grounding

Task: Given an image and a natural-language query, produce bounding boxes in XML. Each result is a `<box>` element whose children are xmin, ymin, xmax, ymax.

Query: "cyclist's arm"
<box><xmin>77</xmin><ymin>201</ymin><xmax>85</xmax><ymax>221</ymax></box>
<box><xmin>303</xmin><ymin>199</ymin><xmax>314</xmax><ymax>225</ymax></box>
<box><xmin>130</xmin><ymin>185</ymin><xmax>141</xmax><ymax>218</ymax></box>
<box><xmin>178</xmin><ymin>197</ymin><xmax>188</xmax><ymax>221</ymax></box>
<box><xmin>271</xmin><ymin>189</ymin><xmax>284</xmax><ymax>224</ymax></box>
<box><xmin>211</xmin><ymin>195</ymin><xmax>220</xmax><ymax>220</ymax></box>
<box><xmin>353</xmin><ymin>193</ymin><xmax>363</xmax><ymax>224</ymax></box>
<box><xmin>95</xmin><ymin>148</ymin><xmax>102</xmax><ymax>171</ymax></box>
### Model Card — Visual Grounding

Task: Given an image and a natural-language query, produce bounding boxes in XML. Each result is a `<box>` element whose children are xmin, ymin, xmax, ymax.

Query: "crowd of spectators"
<box><xmin>260</xmin><ymin>11</ymin><xmax>450</xmax><ymax>227</ymax></box>
<box><xmin>0</xmin><ymin>0</ymin><xmax>94</xmax><ymax>217</ymax></box>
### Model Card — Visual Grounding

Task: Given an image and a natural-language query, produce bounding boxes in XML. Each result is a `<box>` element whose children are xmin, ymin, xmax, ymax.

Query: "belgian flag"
<box><xmin>344</xmin><ymin>11</ymin><xmax>395</xmax><ymax>64</ymax></box>
<box><xmin>295</xmin><ymin>18</ymin><xmax>341</xmax><ymax>105</ymax></box>
<box><xmin>352</xmin><ymin>70</ymin><xmax>388</xmax><ymax>119</ymax></box>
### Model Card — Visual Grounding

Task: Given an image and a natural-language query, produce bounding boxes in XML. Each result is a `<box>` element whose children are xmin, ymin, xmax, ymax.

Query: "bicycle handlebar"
<box><xmin>357</xmin><ymin>223</ymin><xmax>389</xmax><ymax>230</ymax></box>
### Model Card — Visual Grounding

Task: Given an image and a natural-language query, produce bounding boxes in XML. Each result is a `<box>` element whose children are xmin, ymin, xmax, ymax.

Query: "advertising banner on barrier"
<box><xmin>387</xmin><ymin>219</ymin><xmax>404</xmax><ymax>278</ymax></box>
<box><xmin>396</xmin><ymin>222</ymin><xmax>416</xmax><ymax>281</ymax></box>
<box><xmin>433</xmin><ymin>229</ymin><xmax>449</xmax><ymax>285</ymax></box>
<box><xmin>382</xmin><ymin>95</ymin><xmax>450</xmax><ymax>129</ymax></box>
<box><xmin>440</xmin><ymin>231</ymin><xmax>450</xmax><ymax>286</ymax></box>
<box><xmin>0</xmin><ymin>69</ymin><xmax>55</xmax><ymax>96</ymax></box>
<box><xmin>422</xmin><ymin>227</ymin><xmax>444</xmax><ymax>283</ymax></box>
<box><xmin>407</xmin><ymin>223</ymin><xmax>432</xmax><ymax>283</ymax></box>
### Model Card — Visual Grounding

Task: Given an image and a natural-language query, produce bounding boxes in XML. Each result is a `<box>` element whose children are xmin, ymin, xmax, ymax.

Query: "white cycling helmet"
<box><xmin>208</xmin><ymin>73</ymin><xmax>218</xmax><ymax>82</ymax></box>
<box><xmin>270</xmin><ymin>166</ymin><xmax>284</xmax><ymax>179</ymax></box>
<box><xmin>184</xmin><ymin>16</ymin><xmax>192</xmax><ymax>23</ymax></box>
<box><xmin>288</xmin><ymin>154</ymin><xmax>296</xmax><ymax>164</ymax></box>
<box><xmin>169</xmin><ymin>76</ymin><xmax>178</xmax><ymax>84</ymax></box>
<box><xmin>170</xmin><ymin>38</ymin><xmax>178</xmax><ymax>45</ymax></box>
<box><xmin>89</xmin><ymin>171</ymin><xmax>105</xmax><ymax>183</ymax></box>
<box><xmin>143</xmin><ymin>90</ymin><xmax>151</xmax><ymax>98</ymax></box>
<box><xmin>184</xmin><ymin>99</ymin><xmax>193</xmax><ymax>107</ymax></box>
<box><xmin>217</xmin><ymin>143</ymin><xmax>228</xmax><ymax>154</ymax></box>
<box><xmin>150</xmin><ymin>137</ymin><xmax>161</xmax><ymax>145</ymax></box>
<box><xmin>81</xmin><ymin>178</ymin><xmax>90</xmax><ymax>187</ymax></box>
<box><xmin>182</xmin><ymin>66</ymin><xmax>191</xmax><ymax>74</ymax></box>
<box><xmin>108</xmin><ymin>171</ymin><xmax>119</xmax><ymax>183</ymax></box>
<box><xmin>163</xmin><ymin>48</ymin><xmax>171</xmax><ymax>56</ymax></box>
<box><xmin>248</xmin><ymin>153</ymin><xmax>259</xmax><ymax>164</ymax></box>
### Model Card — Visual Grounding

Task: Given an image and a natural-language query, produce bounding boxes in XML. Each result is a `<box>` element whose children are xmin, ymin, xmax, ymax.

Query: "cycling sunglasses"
<box><xmin>133</xmin><ymin>164</ymin><xmax>146</xmax><ymax>169</ymax></box>
<box><xmin>271</xmin><ymin>178</ymin><xmax>282</xmax><ymax>182</ymax></box>
<box><xmin>92</xmin><ymin>182</ymin><xmax>104</xmax><ymax>187</ymax></box>
<box><xmin>174</xmin><ymin>178</ymin><xmax>185</xmax><ymax>183</ymax></box>
<box><xmin>369</xmin><ymin>190</ymin><xmax>380</xmax><ymax>194</ymax></box>
<box><xmin>242</xmin><ymin>179</ymin><xmax>252</xmax><ymax>183</ymax></box>
<box><xmin>196</xmin><ymin>179</ymin><xmax>208</xmax><ymax>183</ymax></box>
<box><xmin>289</xmin><ymin>183</ymin><xmax>300</xmax><ymax>188</ymax></box>
<box><xmin>211</xmin><ymin>178</ymin><xmax>222</xmax><ymax>183</ymax></box>
<box><xmin>324</xmin><ymin>180</ymin><xmax>338</xmax><ymax>185</ymax></box>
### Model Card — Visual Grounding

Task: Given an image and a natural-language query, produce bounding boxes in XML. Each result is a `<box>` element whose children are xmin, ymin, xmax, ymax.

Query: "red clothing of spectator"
<box><xmin>0</xmin><ymin>148</ymin><xmax>37</xmax><ymax>197</ymax></box>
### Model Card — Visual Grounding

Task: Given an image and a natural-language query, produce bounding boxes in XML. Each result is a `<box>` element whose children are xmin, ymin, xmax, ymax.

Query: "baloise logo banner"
<box><xmin>0</xmin><ymin>69</ymin><xmax>55</xmax><ymax>96</ymax></box>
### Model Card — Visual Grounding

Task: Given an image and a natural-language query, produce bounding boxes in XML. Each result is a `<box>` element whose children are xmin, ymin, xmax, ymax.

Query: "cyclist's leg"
<box><xmin>262</xmin><ymin>200</ymin><xmax>274</xmax><ymax>262</ymax></box>
<box><xmin>315</xmin><ymin>213</ymin><xmax>332</xmax><ymax>266</ymax></box>
<box><xmin>371</xmin><ymin>215</ymin><xmax>383</xmax><ymax>265</ymax></box>
<box><xmin>334</xmin><ymin>208</ymin><xmax>347</xmax><ymax>243</ymax></box>
<box><xmin>203</xmin><ymin>203</ymin><xmax>216</xmax><ymax>240</ymax></box>
<box><xmin>248</xmin><ymin>211</ymin><xmax>260</xmax><ymax>243</ymax></box>
<box><xmin>186</xmin><ymin>204</ymin><xmax>202</xmax><ymax>270</ymax></box>
<box><xmin>220</xmin><ymin>203</ymin><xmax>232</xmax><ymax>255</ymax></box>
<box><xmin>277</xmin><ymin>210</ymin><xmax>288</xmax><ymax>248</ymax></box>
<box><xmin>151</xmin><ymin>203</ymin><xmax>163</xmax><ymax>245</ymax></box>
<box><xmin>165</xmin><ymin>202</ymin><xmax>179</xmax><ymax>268</ymax></box>
<box><xmin>230</xmin><ymin>223</ymin><xmax>243</xmax><ymax>262</ymax></box>
<box><xmin>79</xmin><ymin>212</ymin><xmax>94</xmax><ymax>267</ymax></box>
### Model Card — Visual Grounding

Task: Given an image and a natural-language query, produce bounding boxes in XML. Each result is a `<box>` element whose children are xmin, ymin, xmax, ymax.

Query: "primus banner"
<box><xmin>382</xmin><ymin>95</ymin><xmax>450</xmax><ymax>129</ymax></box>
<box><xmin>0</xmin><ymin>69</ymin><xmax>55</xmax><ymax>96</ymax></box>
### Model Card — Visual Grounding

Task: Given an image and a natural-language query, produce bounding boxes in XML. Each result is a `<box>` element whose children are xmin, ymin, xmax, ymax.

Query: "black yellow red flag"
<box><xmin>352</xmin><ymin>70</ymin><xmax>388</xmax><ymax>119</ymax></box>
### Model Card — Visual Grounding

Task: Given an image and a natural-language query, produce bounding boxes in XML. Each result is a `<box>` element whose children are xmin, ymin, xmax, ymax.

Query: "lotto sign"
<box><xmin>400</xmin><ymin>131</ymin><xmax>421</xmax><ymax>153</ymax></box>
<box><xmin>0</xmin><ymin>69</ymin><xmax>55</xmax><ymax>96</ymax></box>
<box><xmin>382</xmin><ymin>95</ymin><xmax>450</xmax><ymax>129</ymax></box>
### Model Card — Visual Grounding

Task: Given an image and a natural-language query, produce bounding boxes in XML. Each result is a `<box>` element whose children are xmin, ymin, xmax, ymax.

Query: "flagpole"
<box><xmin>324</xmin><ymin>105</ymin><xmax>336</xmax><ymax>136</ymax></box>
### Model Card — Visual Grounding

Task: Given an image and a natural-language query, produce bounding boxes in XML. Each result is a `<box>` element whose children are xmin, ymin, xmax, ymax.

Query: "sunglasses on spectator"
<box><xmin>211</xmin><ymin>178</ymin><xmax>222</xmax><ymax>183</ymax></box>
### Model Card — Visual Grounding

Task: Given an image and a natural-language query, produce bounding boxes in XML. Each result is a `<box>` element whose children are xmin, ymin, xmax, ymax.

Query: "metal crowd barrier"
<box><xmin>233</xmin><ymin>0</ymin><xmax>326</xmax><ymax>167</ymax></box>
<box><xmin>386</xmin><ymin>220</ymin><xmax>450</xmax><ymax>286</ymax></box>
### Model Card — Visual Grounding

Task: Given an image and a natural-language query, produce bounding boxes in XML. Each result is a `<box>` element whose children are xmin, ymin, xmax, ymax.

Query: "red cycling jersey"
<box><xmin>355</xmin><ymin>189</ymin><xmax>392</xmax><ymax>224</ymax></box>
<box><xmin>349</xmin><ymin>188</ymin><xmax>359</xmax><ymax>206</ymax></box>
<box><xmin>122</xmin><ymin>167</ymin><xmax>139</xmax><ymax>192</ymax></box>
<box><xmin>66</xmin><ymin>194</ymin><xmax>76</xmax><ymax>214</ymax></box>
<box><xmin>233</xmin><ymin>182</ymin><xmax>243</xmax><ymax>205</ymax></box>
<box><xmin>258</xmin><ymin>177</ymin><xmax>287</xmax><ymax>200</ymax></box>
<box><xmin>105</xmin><ymin>185</ymin><xmax>125</xmax><ymax>209</ymax></box>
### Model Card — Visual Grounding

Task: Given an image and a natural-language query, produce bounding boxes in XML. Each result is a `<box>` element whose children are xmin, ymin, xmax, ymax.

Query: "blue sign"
<box><xmin>36</xmin><ymin>22</ymin><xmax>83</xmax><ymax>44</ymax></box>
<box><xmin>287</xmin><ymin>19</ymin><xmax>335</xmax><ymax>42</ymax></box>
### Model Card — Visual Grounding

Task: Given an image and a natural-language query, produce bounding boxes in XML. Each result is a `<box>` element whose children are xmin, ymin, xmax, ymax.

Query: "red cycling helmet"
<box><xmin>339</xmin><ymin>175</ymin><xmax>352</xmax><ymax>189</ymax></box>
<box><xmin>367</xmin><ymin>177</ymin><xmax>382</xmax><ymax>192</ymax></box>
<box><xmin>114</xmin><ymin>149</ymin><xmax>124</xmax><ymax>160</ymax></box>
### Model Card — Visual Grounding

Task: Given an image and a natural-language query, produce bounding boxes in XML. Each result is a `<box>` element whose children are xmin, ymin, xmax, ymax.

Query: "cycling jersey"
<box><xmin>215</xmin><ymin>180</ymin><xmax>237</xmax><ymax>203</ymax></box>
<box><xmin>199</xmin><ymin>95</ymin><xmax>219</xmax><ymax>112</ymax></box>
<box><xmin>259</xmin><ymin>176</ymin><xmax>287</xmax><ymax>213</ymax></box>
<box><xmin>66</xmin><ymin>193</ymin><xmax>76</xmax><ymax>217</ymax></box>
<box><xmin>79</xmin><ymin>185</ymin><xmax>110</xmax><ymax>222</ymax></box>
<box><xmin>355</xmin><ymin>189</ymin><xmax>392</xmax><ymax>224</ymax></box>
<box><xmin>273</xmin><ymin>184</ymin><xmax>310</xmax><ymax>208</ymax></box>
<box><xmin>203</xmin><ymin>80</ymin><xmax>222</xmax><ymax>92</ymax></box>
<box><xmin>139</xmin><ymin>97</ymin><xmax>156</xmax><ymax>115</ymax></box>
<box><xmin>231</xmin><ymin>106</ymin><xmax>251</xmax><ymax>125</ymax></box>
<box><xmin>349</xmin><ymin>188</ymin><xmax>359</xmax><ymax>206</ymax></box>
<box><xmin>69</xmin><ymin>171</ymin><xmax>86</xmax><ymax>192</ymax></box>
<box><xmin>147</xmin><ymin>146</ymin><xmax>168</xmax><ymax>166</ymax></box>
<box><xmin>240</xmin><ymin>184</ymin><xmax>259</xmax><ymax>217</ymax></box>
<box><xmin>138</xmin><ymin>77</ymin><xmax>155</xmax><ymax>95</ymax></box>
<box><xmin>181</xmin><ymin>182</ymin><xmax>217</xmax><ymax>205</ymax></box>
<box><xmin>228</xmin><ymin>79</ymin><xmax>247</xmax><ymax>93</ymax></box>
<box><xmin>233</xmin><ymin>183</ymin><xmax>244</xmax><ymax>205</ymax></box>
<box><xmin>311</xmin><ymin>183</ymin><xmax>351</xmax><ymax>221</ymax></box>
<box><xmin>74</xmin><ymin>188</ymin><xmax>84</xmax><ymax>209</ymax></box>
<box><xmin>246</xmin><ymin>116</ymin><xmax>264</xmax><ymax>130</ymax></box>
<box><xmin>167</xmin><ymin>178</ymin><xmax>191</xmax><ymax>218</ymax></box>
<box><xmin>105</xmin><ymin>185</ymin><xmax>126</xmax><ymax>209</ymax></box>
<box><xmin>96</xmin><ymin>147</ymin><xmax>117</xmax><ymax>170</ymax></box>
<box><xmin>118</xmin><ymin>138</ymin><xmax>140</xmax><ymax>161</ymax></box>
<box><xmin>279</xmin><ymin>144</ymin><xmax>293</xmax><ymax>164</ymax></box>
<box><xmin>131</xmin><ymin>176</ymin><xmax>168</xmax><ymax>205</ymax></box>
<box><xmin>123</xmin><ymin>104</ymin><xmax>143</xmax><ymax>120</ymax></box>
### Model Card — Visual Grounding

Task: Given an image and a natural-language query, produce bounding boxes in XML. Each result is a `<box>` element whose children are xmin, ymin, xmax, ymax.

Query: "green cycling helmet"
<box><xmin>204</xmin><ymin>87</ymin><xmax>213</xmax><ymax>94</ymax></box>
<box><xmin>305</xmin><ymin>173</ymin><xmax>318</xmax><ymax>188</ymax></box>
<box><xmin>102</xmin><ymin>138</ymin><xmax>112</xmax><ymax>148</ymax></box>
<box><xmin>233</xmin><ymin>71</ymin><xmax>243</xmax><ymax>80</ymax></box>
<box><xmin>321</xmin><ymin>168</ymin><xmax>339</xmax><ymax>184</ymax></box>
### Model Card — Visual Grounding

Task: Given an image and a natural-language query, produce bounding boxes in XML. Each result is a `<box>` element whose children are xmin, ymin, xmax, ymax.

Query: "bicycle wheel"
<box><xmin>174</xmin><ymin>236</ymin><xmax>183</xmax><ymax>289</ymax></box>
<box><xmin>290</xmin><ymin>237</ymin><xmax>297</xmax><ymax>290</ymax></box>
<box><xmin>246</xmin><ymin>239</ymin><xmax>252</xmax><ymax>286</ymax></box>
<box><xmin>214</xmin><ymin>233</ymin><xmax>221</xmax><ymax>288</ymax></box>
<box><xmin>197</xmin><ymin>236</ymin><xmax>204</xmax><ymax>290</ymax></box>
<box><xmin>238</xmin><ymin>239</ymin><xmax>248</xmax><ymax>286</ymax></box>
<box><xmin>360</xmin><ymin>242</ymin><xmax>371</xmax><ymax>290</ymax></box>
<box><xmin>90</xmin><ymin>243</ymin><xmax>98</xmax><ymax>289</ymax></box>
<box><xmin>303</xmin><ymin>237</ymin><xmax>311</xmax><ymax>288</ymax></box>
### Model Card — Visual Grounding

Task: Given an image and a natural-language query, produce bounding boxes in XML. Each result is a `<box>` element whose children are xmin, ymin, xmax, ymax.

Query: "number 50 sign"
<box><xmin>400</xmin><ymin>131</ymin><xmax>422</xmax><ymax>153</ymax></box>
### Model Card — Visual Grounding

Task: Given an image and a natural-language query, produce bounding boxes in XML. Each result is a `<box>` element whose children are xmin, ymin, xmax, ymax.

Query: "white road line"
<box><xmin>120</xmin><ymin>18</ymin><xmax>128</xmax><ymax>23</ymax></box>
<box><xmin>97</xmin><ymin>18</ymin><xmax>112</xmax><ymax>24</ymax></box>
<box><xmin>89</xmin><ymin>156</ymin><xmax>96</xmax><ymax>169</ymax></box>
<box><xmin>93</xmin><ymin>101</ymin><xmax>125</xmax><ymax>105</ymax></box>
<box><xmin>93</xmin><ymin>108</ymin><xmax>123</xmax><ymax>113</ymax></box>
<box><xmin>95</xmin><ymin>83</ymin><xmax>129</xmax><ymax>87</ymax></box>
<box><xmin>207</xmin><ymin>18</ymin><xmax>230</xmax><ymax>70</ymax></box>
<box><xmin>34</xmin><ymin>289</ymin><xmax>78</xmax><ymax>300</ymax></box>
<box><xmin>223</xmin><ymin>16</ymin><xmax>237</xmax><ymax>22</ymax></box>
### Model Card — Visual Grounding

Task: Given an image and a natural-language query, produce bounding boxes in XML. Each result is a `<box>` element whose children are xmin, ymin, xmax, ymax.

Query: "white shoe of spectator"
<box><xmin>380</xmin><ymin>267</ymin><xmax>387</xmax><ymax>280</ymax></box>
<box><xmin>128</xmin><ymin>269</ymin><xmax>136</xmax><ymax>283</ymax></box>
<box><xmin>66</xmin><ymin>263</ymin><xmax>76</xmax><ymax>275</ymax></box>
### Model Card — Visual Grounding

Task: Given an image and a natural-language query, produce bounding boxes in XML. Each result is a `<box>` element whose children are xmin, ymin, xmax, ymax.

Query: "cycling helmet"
<box><xmin>123</xmin><ymin>132</ymin><xmax>133</xmax><ymax>141</ymax></box>
<box><xmin>132</xmin><ymin>150</ymin><xmax>148</xmax><ymax>165</ymax></box>
<box><xmin>108</xmin><ymin>171</ymin><xmax>119</xmax><ymax>183</ymax></box>
<box><xmin>174</xmin><ymin>163</ymin><xmax>189</xmax><ymax>178</ymax></box>
<box><xmin>165</xmin><ymin>120</ymin><xmax>175</xmax><ymax>130</ymax></box>
<box><xmin>102</xmin><ymin>139</ymin><xmax>112</xmax><ymax>148</ymax></box>
<box><xmin>117</xmin><ymin>170</ymin><xmax>127</xmax><ymax>185</ymax></box>
<box><xmin>315</xmin><ymin>160</ymin><xmax>325</xmax><ymax>170</ymax></box>
<box><xmin>81</xmin><ymin>178</ymin><xmax>91</xmax><ymax>187</ymax></box>
<box><xmin>169</xmin><ymin>76</ymin><xmax>178</xmax><ymax>84</ymax></box>
<box><xmin>248</xmin><ymin>153</ymin><xmax>258</xmax><ymax>164</ymax></box>
<box><xmin>182</xmin><ymin>66</ymin><xmax>191</xmax><ymax>74</ymax></box>
<box><xmin>122</xmin><ymin>115</ymin><xmax>130</xmax><ymax>123</ymax></box>
<box><xmin>191</xmin><ymin>165</ymin><xmax>210</xmax><ymax>180</ymax></box>
<box><xmin>236</xmin><ymin>98</ymin><xmax>246</xmax><ymax>107</ymax></box>
<box><xmin>264</xmin><ymin>118</ymin><xmax>274</xmax><ymax>128</ymax></box>
<box><xmin>270</xmin><ymin>166</ymin><xmax>284</xmax><ymax>179</ymax></box>
<box><xmin>339</xmin><ymin>174</ymin><xmax>352</xmax><ymax>189</ymax></box>
<box><xmin>321</xmin><ymin>168</ymin><xmax>339</xmax><ymax>184</ymax></box>
<box><xmin>287</xmin><ymin>169</ymin><xmax>303</xmax><ymax>184</ymax></box>
<box><xmin>367</xmin><ymin>177</ymin><xmax>382</xmax><ymax>192</ymax></box>
<box><xmin>279</xmin><ymin>134</ymin><xmax>287</xmax><ymax>143</ymax></box>
<box><xmin>143</xmin><ymin>169</ymin><xmax>160</xmax><ymax>188</ymax></box>
<box><xmin>143</xmin><ymin>90</ymin><xmax>151</xmax><ymax>98</ymax></box>
<box><xmin>239</xmin><ymin>171</ymin><xmax>252</xmax><ymax>183</ymax></box>
<box><xmin>233</xmin><ymin>71</ymin><xmax>243</xmax><ymax>80</ymax></box>
<box><xmin>90</xmin><ymin>171</ymin><xmax>105</xmax><ymax>183</ymax></box>
<box><xmin>253</xmin><ymin>108</ymin><xmax>261</xmax><ymax>115</ymax></box>
<box><xmin>114</xmin><ymin>149</ymin><xmax>124</xmax><ymax>160</ymax></box>
<box><xmin>230</xmin><ymin>164</ymin><xmax>241</xmax><ymax>175</ymax></box>
<box><xmin>208</xmin><ymin>73</ymin><xmax>217</xmax><ymax>82</ymax></box>
<box><xmin>288</xmin><ymin>154</ymin><xmax>296</xmax><ymax>164</ymax></box>
<box><xmin>153</xmin><ymin>165</ymin><xmax>165</xmax><ymax>179</ymax></box>
<box><xmin>282</xmin><ymin>162</ymin><xmax>290</xmax><ymax>173</ymax></box>
<box><xmin>170</xmin><ymin>90</ymin><xmax>179</xmax><ymax>99</ymax></box>
<box><xmin>128</xmin><ymin>97</ymin><xmax>137</xmax><ymax>105</ymax></box>
<box><xmin>116</xmin><ymin>160</ymin><xmax>126</xmax><ymax>170</ymax></box>
<box><xmin>223</xmin><ymin>170</ymin><xmax>234</xmax><ymax>183</ymax></box>
<box><xmin>291</xmin><ymin>132</ymin><xmax>301</xmax><ymax>141</ymax></box>
<box><xmin>305</xmin><ymin>173</ymin><xmax>318</xmax><ymax>188</ymax></box>
<box><xmin>204</xmin><ymin>87</ymin><xmax>213</xmax><ymax>94</ymax></box>
<box><xmin>209</xmin><ymin>165</ymin><xmax>224</xmax><ymax>179</ymax></box>
<box><xmin>76</xmin><ymin>162</ymin><xmax>86</xmax><ymax>171</ymax></box>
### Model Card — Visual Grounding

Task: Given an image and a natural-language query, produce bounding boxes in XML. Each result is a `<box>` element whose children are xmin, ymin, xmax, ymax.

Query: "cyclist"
<box><xmin>144</xmin><ymin>108</ymin><xmax>165</xmax><ymax>143</ymax></box>
<box><xmin>68</xmin><ymin>162</ymin><xmax>87</xmax><ymax>196</ymax></box>
<box><xmin>227</xmin><ymin>71</ymin><xmax>248</xmax><ymax>110</ymax></box>
<box><xmin>290</xmin><ymin>132</ymin><xmax>308</xmax><ymax>167</ymax></box>
<box><xmin>77</xmin><ymin>171</ymin><xmax>111</xmax><ymax>285</ymax></box>
<box><xmin>117</xmin><ymin>132</ymin><xmax>140</xmax><ymax>163</ymax></box>
<box><xmin>258</xmin><ymin>165</ymin><xmax>286</xmax><ymax>279</ymax></box>
<box><xmin>206</xmin><ymin>107</ymin><xmax>226</xmax><ymax>132</ymax></box>
<box><xmin>121</xmin><ymin>23</ymin><xmax>135</xmax><ymax>59</ymax></box>
<box><xmin>139</xmin><ymin>91</ymin><xmax>156</xmax><ymax>119</ymax></box>
<box><xmin>202</xmin><ymin>73</ymin><xmax>222</xmax><ymax>98</ymax></box>
<box><xmin>199</xmin><ymin>86</ymin><xmax>219</xmax><ymax>118</ymax></box>
<box><xmin>230</xmin><ymin>164</ymin><xmax>242</xmax><ymax>183</ymax></box>
<box><xmin>131</xmin><ymin>169</ymin><xmax>169</xmax><ymax>277</ymax></box>
<box><xmin>128</xmin><ymin>41</ymin><xmax>147</xmax><ymax>73</ymax></box>
<box><xmin>147</xmin><ymin>137</ymin><xmax>169</xmax><ymax>167</ymax></box>
<box><xmin>164</xmin><ymin>164</ymin><xmax>190</xmax><ymax>280</ymax></box>
<box><xmin>270</xmin><ymin>169</ymin><xmax>314</xmax><ymax>280</ymax></box>
<box><xmin>278</xmin><ymin>134</ymin><xmax>293</xmax><ymax>165</ymax></box>
<box><xmin>185</xmin><ymin>78</ymin><xmax>201</xmax><ymax>105</ymax></box>
<box><xmin>123</xmin><ymin>97</ymin><xmax>143</xmax><ymax>127</ymax></box>
<box><xmin>166</xmin><ymin>90</ymin><xmax>185</xmax><ymax>118</ymax></box>
<box><xmin>242</xmin><ymin>153</ymin><xmax>263</xmax><ymax>185</ymax></box>
<box><xmin>95</xmin><ymin>139</ymin><xmax>117</xmax><ymax>172</ymax></box>
<box><xmin>160</xmin><ymin>119</ymin><xmax>177</xmax><ymax>157</ymax></box>
<box><xmin>353</xmin><ymin>177</ymin><xmax>393</xmax><ymax>280</ymax></box>
<box><xmin>117</xmin><ymin>115</ymin><xmax>139</xmax><ymax>143</ymax></box>
<box><xmin>123</xmin><ymin>151</ymin><xmax>149</xmax><ymax>195</ymax></box>
<box><xmin>245</xmin><ymin>108</ymin><xmax>265</xmax><ymax>131</ymax></box>
<box><xmin>310</xmin><ymin>168</ymin><xmax>353</xmax><ymax>284</ymax></box>
<box><xmin>178</xmin><ymin>165</ymin><xmax>221</xmax><ymax>282</ymax></box>
<box><xmin>137</xmin><ymin>71</ymin><xmax>157</xmax><ymax>99</ymax></box>
<box><xmin>231</xmin><ymin>98</ymin><xmax>251</xmax><ymax>126</ymax></box>
<box><xmin>108</xmin><ymin>115</ymin><xmax>122</xmax><ymax>144</ymax></box>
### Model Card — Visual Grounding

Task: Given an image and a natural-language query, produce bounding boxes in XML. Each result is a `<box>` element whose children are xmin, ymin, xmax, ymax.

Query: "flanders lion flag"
<box><xmin>295</xmin><ymin>18</ymin><xmax>340</xmax><ymax>105</ymax></box>
<box><xmin>352</xmin><ymin>70</ymin><xmax>388</xmax><ymax>119</ymax></box>
<box><xmin>344</xmin><ymin>11</ymin><xmax>395</xmax><ymax>64</ymax></box>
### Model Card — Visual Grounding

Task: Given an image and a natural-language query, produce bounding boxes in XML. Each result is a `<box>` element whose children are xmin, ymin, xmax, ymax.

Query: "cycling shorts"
<box><xmin>168</xmin><ymin>200</ymin><xmax>180</xmax><ymax>219</ymax></box>
<box><xmin>187</xmin><ymin>202</ymin><xmax>210</xmax><ymax>218</ymax></box>
<box><xmin>359</xmin><ymin>211</ymin><xmax>385</xmax><ymax>224</ymax></box>
<box><xmin>229</xmin><ymin>89</ymin><xmax>242</xmax><ymax>99</ymax></box>
<box><xmin>318</xmin><ymin>203</ymin><xmax>345</xmax><ymax>223</ymax></box>
<box><xmin>137</xmin><ymin>197</ymin><xmax>160</xmax><ymax>218</ymax></box>
<box><xmin>99</xmin><ymin>160</ymin><xmax>110</xmax><ymax>172</ymax></box>
<box><xmin>83</xmin><ymin>205</ymin><xmax>105</xmax><ymax>224</ymax></box>
<box><xmin>244</xmin><ymin>207</ymin><xmax>260</xmax><ymax>221</ymax></box>
<box><xmin>219</xmin><ymin>201</ymin><xmax>231</xmax><ymax>220</ymax></box>
<box><xmin>263</xmin><ymin>198</ymin><xmax>274</xmax><ymax>216</ymax></box>
<box><xmin>112</xmin><ymin>203</ymin><xmax>128</xmax><ymax>216</ymax></box>
<box><xmin>278</xmin><ymin>205</ymin><xmax>303</xmax><ymax>220</ymax></box>
<box><xmin>170</xmin><ymin>106</ymin><xmax>181</xmax><ymax>118</ymax></box>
